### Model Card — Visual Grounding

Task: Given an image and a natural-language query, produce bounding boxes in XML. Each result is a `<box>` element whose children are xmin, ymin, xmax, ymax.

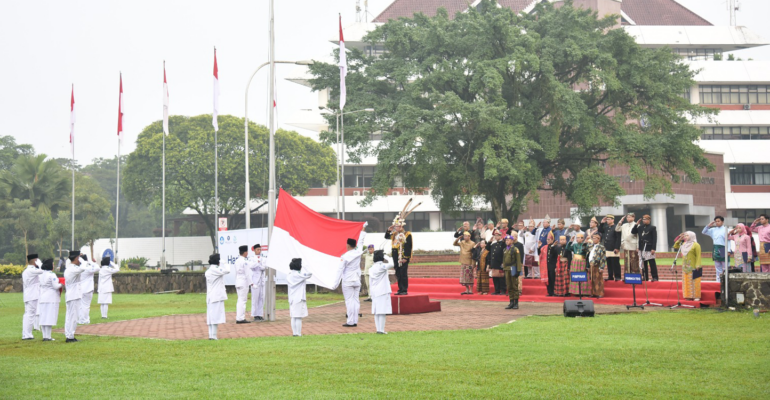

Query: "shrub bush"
<box><xmin>0</xmin><ymin>264</ymin><xmax>26</xmax><ymax>276</ymax></box>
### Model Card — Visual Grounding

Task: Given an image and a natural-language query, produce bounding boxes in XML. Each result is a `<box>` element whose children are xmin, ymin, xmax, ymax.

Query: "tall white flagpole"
<box><xmin>116</xmin><ymin>73</ymin><xmax>123</xmax><ymax>263</ymax></box>
<box><xmin>266</xmin><ymin>0</ymin><xmax>277</xmax><ymax>322</ymax></box>
<box><xmin>70</xmin><ymin>84</ymin><xmax>76</xmax><ymax>250</ymax></box>
<box><xmin>162</xmin><ymin>62</ymin><xmax>169</xmax><ymax>269</ymax></box>
<box><xmin>213</xmin><ymin>47</ymin><xmax>220</xmax><ymax>250</ymax></box>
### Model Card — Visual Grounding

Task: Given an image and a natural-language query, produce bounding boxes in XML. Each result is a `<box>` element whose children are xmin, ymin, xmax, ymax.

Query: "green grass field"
<box><xmin>0</xmin><ymin>293</ymin><xmax>767</xmax><ymax>399</ymax></box>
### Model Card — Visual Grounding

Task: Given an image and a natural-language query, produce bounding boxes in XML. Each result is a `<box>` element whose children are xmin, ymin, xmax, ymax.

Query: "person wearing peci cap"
<box><xmin>248</xmin><ymin>244</ymin><xmax>267</xmax><ymax>322</ymax></box>
<box><xmin>454</xmin><ymin>231</ymin><xmax>476</xmax><ymax>295</ymax></box>
<box><xmin>599</xmin><ymin>215</ymin><xmax>622</xmax><ymax>281</ymax></box>
<box><xmin>615</xmin><ymin>213</ymin><xmax>640</xmax><ymax>275</ymax></box>
<box><xmin>205</xmin><ymin>253</ymin><xmax>229</xmax><ymax>340</ymax></box>
<box><xmin>63</xmin><ymin>250</ymin><xmax>85</xmax><ymax>342</ymax></box>
<box><xmin>287</xmin><ymin>258</ymin><xmax>313</xmax><ymax>337</ymax></box>
<box><xmin>234</xmin><ymin>245</ymin><xmax>254</xmax><ymax>324</ymax></box>
<box><xmin>21</xmin><ymin>253</ymin><xmax>44</xmax><ymax>340</ymax></box>
<box><xmin>339</xmin><ymin>224</ymin><xmax>367</xmax><ymax>328</ymax></box>
<box><xmin>77</xmin><ymin>254</ymin><xmax>100</xmax><ymax>325</ymax></box>
<box><xmin>97</xmin><ymin>257</ymin><xmax>120</xmax><ymax>319</ymax></box>
<box><xmin>38</xmin><ymin>259</ymin><xmax>61</xmax><ymax>341</ymax></box>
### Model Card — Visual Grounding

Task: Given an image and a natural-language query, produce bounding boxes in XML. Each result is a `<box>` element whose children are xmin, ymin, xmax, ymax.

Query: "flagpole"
<box><xmin>71</xmin><ymin>84</ymin><xmax>75</xmax><ymax>251</ymax></box>
<box><xmin>213</xmin><ymin>47</ymin><xmax>218</xmax><ymax>252</ymax></box>
<box><xmin>162</xmin><ymin>61</ymin><xmax>167</xmax><ymax>270</ymax></box>
<box><xmin>115</xmin><ymin>73</ymin><xmax>122</xmax><ymax>264</ymax></box>
<box><xmin>341</xmin><ymin>114</ymin><xmax>345</xmax><ymax>220</ymax></box>
<box><xmin>266</xmin><ymin>0</ymin><xmax>277</xmax><ymax>322</ymax></box>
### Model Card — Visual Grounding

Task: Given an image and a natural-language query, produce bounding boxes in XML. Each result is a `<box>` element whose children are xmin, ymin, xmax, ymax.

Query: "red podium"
<box><xmin>390</xmin><ymin>295</ymin><xmax>441</xmax><ymax>315</ymax></box>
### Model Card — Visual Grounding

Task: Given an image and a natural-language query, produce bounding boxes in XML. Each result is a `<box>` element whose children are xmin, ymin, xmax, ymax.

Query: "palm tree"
<box><xmin>0</xmin><ymin>154</ymin><xmax>69</xmax><ymax>215</ymax></box>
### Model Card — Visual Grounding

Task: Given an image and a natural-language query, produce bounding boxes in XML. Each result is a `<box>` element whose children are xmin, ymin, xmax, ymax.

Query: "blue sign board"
<box><xmin>570</xmin><ymin>271</ymin><xmax>588</xmax><ymax>283</ymax></box>
<box><xmin>624</xmin><ymin>273</ymin><xmax>643</xmax><ymax>285</ymax></box>
<box><xmin>102</xmin><ymin>248</ymin><xmax>115</xmax><ymax>262</ymax></box>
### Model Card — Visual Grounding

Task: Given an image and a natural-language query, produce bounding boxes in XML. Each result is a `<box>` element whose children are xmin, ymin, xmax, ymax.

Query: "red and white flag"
<box><xmin>212</xmin><ymin>48</ymin><xmax>219</xmax><ymax>131</ymax></box>
<box><xmin>338</xmin><ymin>14</ymin><xmax>347</xmax><ymax>110</ymax></box>
<box><xmin>117</xmin><ymin>74</ymin><xmax>124</xmax><ymax>142</ymax></box>
<box><xmin>267</xmin><ymin>189</ymin><xmax>365</xmax><ymax>289</ymax></box>
<box><xmin>70</xmin><ymin>85</ymin><xmax>75</xmax><ymax>158</ymax></box>
<box><xmin>163</xmin><ymin>63</ymin><xmax>169</xmax><ymax>135</ymax></box>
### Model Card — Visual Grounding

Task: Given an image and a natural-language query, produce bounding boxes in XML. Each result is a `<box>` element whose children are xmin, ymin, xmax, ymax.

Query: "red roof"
<box><xmin>373</xmin><ymin>0</ymin><xmax>712</xmax><ymax>26</ymax></box>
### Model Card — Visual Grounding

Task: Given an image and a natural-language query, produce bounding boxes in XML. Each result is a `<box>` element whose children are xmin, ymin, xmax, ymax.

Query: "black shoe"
<box><xmin>43</xmin><ymin>338</ymin><xmax>55</xmax><ymax>341</ymax></box>
<box><xmin>65</xmin><ymin>338</ymin><xmax>78</xmax><ymax>343</ymax></box>
<box><xmin>253</xmin><ymin>317</ymin><xmax>264</xmax><ymax>322</ymax></box>
<box><xmin>505</xmin><ymin>302</ymin><xmax>514</xmax><ymax>310</ymax></box>
<box><xmin>546</xmin><ymin>294</ymin><xmax>554</xmax><ymax>297</ymax></box>
<box><xmin>401</xmin><ymin>292</ymin><xmax>408</xmax><ymax>295</ymax></box>
<box><xmin>359</xmin><ymin>314</ymin><xmax>362</xmax><ymax>317</ymax></box>
<box><xmin>236</xmin><ymin>320</ymin><xmax>251</xmax><ymax>324</ymax></box>
<box><xmin>365</xmin><ymin>298</ymin><xmax>372</xmax><ymax>302</ymax></box>
<box><xmin>376</xmin><ymin>331</ymin><xmax>387</xmax><ymax>335</ymax></box>
<box><xmin>513</xmin><ymin>300</ymin><xmax>519</xmax><ymax>310</ymax></box>
<box><xmin>22</xmin><ymin>338</ymin><xmax>34</xmax><ymax>341</ymax></box>
<box><xmin>342</xmin><ymin>324</ymin><xmax>357</xmax><ymax>327</ymax></box>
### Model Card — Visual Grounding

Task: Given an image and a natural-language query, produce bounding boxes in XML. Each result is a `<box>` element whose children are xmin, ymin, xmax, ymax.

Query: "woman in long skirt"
<box><xmin>288</xmin><ymin>258</ymin><xmax>313</xmax><ymax>337</ymax></box>
<box><xmin>370</xmin><ymin>251</ymin><xmax>395</xmax><ymax>334</ymax></box>
<box><xmin>454</xmin><ymin>233</ymin><xmax>476</xmax><ymax>294</ymax></box>
<box><xmin>587</xmin><ymin>233</ymin><xmax>606</xmax><ymax>298</ymax></box>
<box><xmin>38</xmin><ymin>259</ymin><xmax>61</xmax><ymax>341</ymax></box>
<box><xmin>555</xmin><ymin>236</ymin><xmax>571</xmax><ymax>296</ymax></box>
<box><xmin>97</xmin><ymin>257</ymin><xmax>121</xmax><ymax>319</ymax></box>
<box><xmin>729</xmin><ymin>224</ymin><xmax>752</xmax><ymax>273</ymax></box>
<box><xmin>569</xmin><ymin>233</ymin><xmax>591</xmax><ymax>296</ymax></box>
<box><xmin>474</xmin><ymin>241</ymin><xmax>490</xmax><ymax>295</ymax></box>
<box><xmin>674</xmin><ymin>232</ymin><xmax>702</xmax><ymax>301</ymax></box>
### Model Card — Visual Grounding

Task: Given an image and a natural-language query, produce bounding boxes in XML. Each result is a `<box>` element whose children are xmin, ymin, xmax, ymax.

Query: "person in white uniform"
<box><xmin>287</xmin><ymin>258</ymin><xmax>312</xmax><ymax>337</ymax></box>
<box><xmin>63</xmin><ymin>250</ymin><xmax>85</xmax><ymax>343</ymax></box>
<box><xmin>38</xmin><ymin>259</ymin><xmax>62</xmax><ymax>341</ymax></box>
<box><xmin>339</xmin><ymin>226</ymin><xmax>367</xmax><ymax>328</ymax></box>
<box><xmin>369</xmin><ymin>250</ymin><xmax>395</xmax><ymax>334</ymax></box>
<box><xmin>205</xmin><ymin>254</ymin><xmax>229</xmax><ymax>340</ymax></box>
<box><xmin>234</xmin><ymin>245</ymin><xmax>254</xmax><ymax>324</ymax></box>
<box><xmin>77</xmin><ymin>254</ymin><xmax>100</xmax><ymax>325</ymax></box>
<box><xmin>21</xmin><ymin>253</ymin><xmax>44</xmax><ymax>340</ymax></box>
<box><xmin>249</xmin><ymin>244</ymin><xmax>267</xmax><ymax>322</ymax></box>
<box><xmin>97</xmin><ymin>257</ymin><xmax>120</xmax><ymax>319</ymax></box>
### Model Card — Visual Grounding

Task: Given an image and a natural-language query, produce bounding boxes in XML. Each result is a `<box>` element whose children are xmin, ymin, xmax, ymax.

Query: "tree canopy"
<box><xmin>308</xmin><ymin>0</ymin><xmax>716</xmax><ymax>221</ymax></box>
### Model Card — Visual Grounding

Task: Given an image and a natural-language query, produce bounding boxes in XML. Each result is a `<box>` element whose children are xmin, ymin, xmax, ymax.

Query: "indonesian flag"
<box><xmin>212</xmin><ymin>48</ymin><xmax>219</xmax><ymax>131</ymax></box>
<box><xmin>267</xmin><ymin>188</ymin><xmax>365</xmax><ymax>289</ymax></box>
<box><xmin>70</xmin><ymin>85</ymin><xmax>75</xmax><ymax>158</ymax></box>
<box><xmin>117</xmin><ymin>74</ymin><xmax>124</xmax><ymax>142</ymax></box>
<box><xmin>163</xmin><ymin>63</ymin><xmax>169</xmax><ymax>135</ymax></box>
<box><xmin>338</xmin><ymin>14</ymin><xmax>346</xmax><ymax>110</ymax></box>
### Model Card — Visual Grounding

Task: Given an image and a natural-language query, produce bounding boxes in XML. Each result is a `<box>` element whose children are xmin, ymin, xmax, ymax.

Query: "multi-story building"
<box><xmin>282</xmin><ymin>0</ymin><xmax>769</xmax><ymax>251</ymax></box>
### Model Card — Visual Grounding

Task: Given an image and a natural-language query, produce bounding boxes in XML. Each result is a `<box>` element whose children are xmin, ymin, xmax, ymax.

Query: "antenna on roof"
<box><xmin>729</xmin><ymin>0</ymin><xmax>740</xmax><ymax>26</ymax></box>
<box><xmin>356</xmin><ymin>0</ymin><xmax>362</xmax><ymax>22</ymax></box>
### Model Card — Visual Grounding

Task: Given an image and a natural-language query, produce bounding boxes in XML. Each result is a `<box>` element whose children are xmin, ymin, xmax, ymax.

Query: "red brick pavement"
<box><xmin>69</xmin><ymin>300</ymin><xmax>641</xmax><ymax>341</ymax></box>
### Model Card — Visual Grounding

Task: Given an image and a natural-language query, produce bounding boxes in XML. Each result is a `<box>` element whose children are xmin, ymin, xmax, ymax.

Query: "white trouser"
<box><xmin>42</xmin><ymin>326</ymin><xmax>53</xmax><ymax>339</ymax></box>
<box><xmin>342</xmin><ymin>283</ymin><xmax>361</xmax><ymax>325</ymax></box>
<box><xmin>714</xmin><ymin>261</ymin><xmax>725</xmax><ymax>279</ymax></box>
<box><xmin>251</xmin><ymin>282</ymin><xmax>265</xmax><ymax>318</ymax></box>
<box><xmin>531</xmin><ymin>266</ymin><xmax>540</xmax><ymax>278</ymax></box>
<box><xmin>374</xmin><ymin>314</ymin><xmax>387</xmax><ymax>333</ymax></box>
<box><xmin>34</xmin><ymin>310</ymin><xmax>40</xmax><ymax>330</ymax></box>
<box><xmin>207</xmin><ymin>324</ymin><xmax>219</xmax><ymax>339</ymax></box>
<box><xmin>65</xmin><ymin>300</ymin><xmax>80</xmax><ymax>339</ymax></box>
<box><xmin>236</xmin><ymin>286</ymin><xmax>249</xmax><ymax>321</ymax></box>
<box><xmin>100</xmin><ymin>304</ymin><xmax>109</xmax><ymax>318</ymax></box>
<box><xmin>79</xmin><ymin>291</ymin><xmax>93</xmax><ymax>324</ymax></box>
<box><xmin>22</xmin><ymin>300</ymin><xmax>38</xmax><ymax>339</ymax></box>
<box><xmin>291</xmin><ymin>317</ymin><xmax>303</xmax><ymax>336</ymax></box>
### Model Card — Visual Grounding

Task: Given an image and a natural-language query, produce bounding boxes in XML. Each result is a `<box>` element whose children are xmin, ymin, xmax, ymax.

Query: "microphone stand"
<box><xmin>670</xmin><ymin>242</ymin><xmax>694</xmax><ymax>309</ymax></box>
<box><xmin>641</xmin><ymin>242</ymin><xmax>663</xmax><ymax>307</ymax></box>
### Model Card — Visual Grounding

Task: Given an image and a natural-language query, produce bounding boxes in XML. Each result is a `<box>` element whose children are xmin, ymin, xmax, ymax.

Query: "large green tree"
<box><xmin>123</xmin><ymin>114</ymin><xmax>336</xmax><ymax>245</ymax></box>
<box><xmin>1</xmin><ymin>199</ymin><xmax>52</xmax><ymax>262</ymax></box>
<box><xmin>308</xmin><ymin>0</ymin><xmax>716</xmax><ymax>221</ymax></box>
<box><xmin>0</xmin><ymin>154</ymin><xmax>70</xmax><ymax>214</ymax></box>
<box><xmin>72</xmin><ymin>175</ymin><xmax>114</xmax><ymax>259</ymax></box>
<box><xmin>0</xmin><ymin>135</ymin><xmax>34</xmax><ymax>171</ymax></box>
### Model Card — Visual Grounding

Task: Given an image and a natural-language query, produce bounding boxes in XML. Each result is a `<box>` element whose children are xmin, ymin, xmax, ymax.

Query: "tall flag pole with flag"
<box><xmin>212</xmin><ymin>48</ymin><xmax>219</xmax><ymax>249</ymax></box>
<box><xmin>116</xmin><ymin>73</ymin><xmax>124</xmax><ymax>262</ymax></box>
<box><xmin>339</xmin><ymin>14</ymin><xmax>347</xmax><ymax>219</ymax></box>
<box><xmin>162</xmin><ymin>62</ymin><xmax>169</xmax><ymax>268</ymax></box>
<box><xmin>70</xmin><ymin>85</ymin><xmax>76</xmax><ymax>249</ymax></box>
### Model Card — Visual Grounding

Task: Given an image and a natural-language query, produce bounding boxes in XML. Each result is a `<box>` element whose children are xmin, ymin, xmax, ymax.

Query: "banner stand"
<box><xmin>624</xmin><ymin>273</ymin><xmax>644</xmax><ymax>310</ymax></box>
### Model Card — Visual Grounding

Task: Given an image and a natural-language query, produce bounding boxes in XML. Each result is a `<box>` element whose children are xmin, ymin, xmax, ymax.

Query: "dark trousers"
<box><xmin>607</xmin><ymin>257</ymin><xmax>621</xmax><ymax>280</ymax></box>
<box><xmin>492</xmin><ymin>276</ymin><xmax>506</xmax><ymax>294</ymax></box>
<box><xmin>396</xmin><ymin>262</ymin><xmax>409</xmax><ymax>293</ymax></box>
<box><xmin>547</xmin><ymin>264</ymin><xmax>556</xmax><ymax>295</ymax></box>
<box><xmin>643</xmin><ymin>259</ymin><xmax>658</xmax><ymax>281</ymax></box>
<box><xmin>505</xmin><ymin>270</ymin><xmax>519</xmax><ymax>300</ymax></box>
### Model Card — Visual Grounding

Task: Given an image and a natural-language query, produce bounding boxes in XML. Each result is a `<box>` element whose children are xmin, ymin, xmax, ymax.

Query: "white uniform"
<box><xmin>97</xmin><ymin>263</ymin><xmax>120</xmax><ymax>318</ymax></box>
<box><xmin>287</xmin><ymin>269</ymin><xmax>312</xmax><ymax>336</ymax></box>
<box><xmin>21</xmin><ymin>265</ymin><xmax>44</xmax><ymax>339</ymax></box>
<box><xmin>38</xmin><ymin>271</ymin><xmax>62</xmax><ymax>339</ymax></box>
<box><xmin>523</xmin><ymin>230</ymin><xmax>540</xmax><ymax>278</ymax></box>
<box><xmin>63</xmin><ymin>263</ymin><xmax>85</xmax><ymax>339</ymax></box>
<box><xmin>205</xmin><ymin>264</ymin><xmax>229</xmax><ymax>339</ymax></box>
<box><xmin>78</xmin><ymin>260</ymin><xmax>99</xmax><ymax>324</ymax></box>
<box><xmin>340</xmin><ymin>231</ymin><xmax>366</xmax><ymax>326</ymax></box>
<box><xmin>370</xmin><ymin>256</ymin><xmax>395</xmax><ymax>315</ymax></box>
<box><xmin>234</xmin><ymin>256</ymin><xmax>253</xmax><ymax>321</ymax></box>
<box><xmin>249</xmin><ymin>255</ymin><xmax>266</xmax><ymax>318</ymax></box>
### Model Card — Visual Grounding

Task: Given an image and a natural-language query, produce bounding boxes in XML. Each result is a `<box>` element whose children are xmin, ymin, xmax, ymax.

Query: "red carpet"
<box><xmin>392</xmin><ymin>278</ymin><xmax>720</xmax><ymax>308</ymax></box>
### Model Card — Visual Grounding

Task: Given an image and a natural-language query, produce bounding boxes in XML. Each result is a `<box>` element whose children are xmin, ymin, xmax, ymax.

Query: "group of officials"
<box><xmin>21</xmin><ymin>250</ymin><xmax>120</xmax><ymax>342</ymax></box>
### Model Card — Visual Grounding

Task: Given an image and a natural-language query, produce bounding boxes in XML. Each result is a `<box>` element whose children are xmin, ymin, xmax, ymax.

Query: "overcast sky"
<box><xmin>0</xmin><ymin>0</ymin><xmax>768</xmax><ymax>165</ymax></box>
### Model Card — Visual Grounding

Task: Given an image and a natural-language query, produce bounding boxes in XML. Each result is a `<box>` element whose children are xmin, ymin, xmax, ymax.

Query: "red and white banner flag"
<box><xmin>70</xmin><ymin>85</ymin><xmax>75</xmax><ymax>158</ymax></box>
<box><xmin>117</xmin><ymin>74</ymin><xmax>124</xmax><ymax>142</ymax></box>
<box><xmin>212</xmin><ymin>48</ymin><xmax>219</xmax><ymax>131</ymax></box>
<box><xmin>338</xmin><ymin>14</ymin><xmax>346</xmax><ymax>110</ymax></box>
<box><xmin>267</xmin><ymin>188</ymin><xmax>364</xmax><ymax>289</ymax></box>
<box><xmin>163</xmin><ymin>63</ymin><xmax>169</xmax><ymax>135</ymax></box>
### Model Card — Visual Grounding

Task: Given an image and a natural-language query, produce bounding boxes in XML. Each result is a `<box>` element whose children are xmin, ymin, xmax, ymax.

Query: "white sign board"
<box><xmin>218</xmin><ymin>228</ymin><xmax>287</xmax><ymax>286</ymax></box>
<box><xmin>218</xmin><ymin>217</ymin><xmax>228</xmax><ymax>231</ymax></box>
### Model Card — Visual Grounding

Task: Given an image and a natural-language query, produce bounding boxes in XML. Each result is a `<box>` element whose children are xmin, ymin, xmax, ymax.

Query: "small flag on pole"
<box><xmin>163</xmin><ymin>63</ymin><xmax>169</xmax><ymax>135</ymax></box>
<box><xmin>117</xmin><ymin>74</ymin><xmax>124</xmax><ymax>142</ymax></box>
<box><xmin>338</xmin><ymin>14</ymin><xmax>346</xmax><ymax>110</ymax></box>
<box><xmin>213</xmin><ymin>49</ymin><xmax>219</xmax><ymax>131</ymax></box>
<box><xmin>70</xmin><ymin>85</ymin><xmax>76</xmax><ymax>157</ymax></box>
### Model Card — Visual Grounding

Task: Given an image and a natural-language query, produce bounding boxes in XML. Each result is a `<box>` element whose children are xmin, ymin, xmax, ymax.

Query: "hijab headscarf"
<box><xmin>735</xmin><ymin>223</ymin><xmax>746</xmax><ymax>236</ymax></box>
<box><xmin>679</xmin><ymin>231</ymin><xmax>697</xmax><ymax>257</ymax></box>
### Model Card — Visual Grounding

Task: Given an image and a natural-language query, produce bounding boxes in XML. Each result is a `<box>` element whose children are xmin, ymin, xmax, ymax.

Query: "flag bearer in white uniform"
<box><xmin>205</xmin><ymin>254</ymin><xmax>229</xmax><ymax>340</ymax></box>
<box><xmin>78</xmin><ymin>254</ymin><xmax>100</xmax><ymax>325</ymax></box>
<box><xmin>38</xmin><ymin>259</ymin><xmax>62</xmax><ymax>341</ymax></box>
<box><xmin>369</xmin><ymin>250</ymin><xmax>395</xmax><ymax>334</ymax></box>
<box><xmin>249</xmin><ymin>244</ymin><xmax>267</xmax><ymax>321</ymax></box>
<box><xmin>63</xmin><ymin>250</ymin><xmax>85</xmax><ymax>343</ymax></box>
<box><xmin>287</xmin><ymin>258</ymin><xmax>312</xmax><ymax>337</ymax></box>
<box><xmin>97</xmin><ymin>257</ymin><xmax>120</xmax><ymax>319</ymax></box>
<box><xmin>234</xmin><ymin>245</ymin><xmax>254</xmax><ymax>324</ymax></box>
<box><xmin>21</xmin><ymin>253</ymin><xmax>43</xmax><ymax>340</ymax></box>
<box><xmin>340</xmin><ymin>225</ymin><xmax>367</xmax><ymax>328</ymax></box>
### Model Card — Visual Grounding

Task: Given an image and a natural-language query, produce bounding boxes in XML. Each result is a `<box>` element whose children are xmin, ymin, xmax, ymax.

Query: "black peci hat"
<box><xmin>289</xmin><ymin>258</ymin><xmax>302</xmax><ymax>271</ymax></box>
<box><xmin>209</xmin><ymin>254</ymin><xmax>221</xmax><ymax>265</ymax></box>
<box><xmin>41</xmin><ymin>259</ymin><xmax>54</xmax><ymax>271</ymax></box>
<box><xmin>238</xmin><ymin>245</ymin><xmax>248</xmax><ymax>254</ymax></box>
<box><xmin>101</xmin><ymin>257</ymin><xmax>111</xmax><ymax>266</ymax></box>
<box><xmin>27</xmin><ymin>254</ymin><xmax>39</xmax><ymax>261</ymax></box>
<box><xmin>347</xmin><ymin>238</ymin><xmax>357</xmax><ymax>247</ymax></box>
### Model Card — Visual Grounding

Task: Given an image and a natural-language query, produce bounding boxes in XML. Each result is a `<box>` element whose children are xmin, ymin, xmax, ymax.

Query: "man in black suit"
<box><xmin>599</xmin><ymin>215</ymin><xmax>622</xmax><ymax>281</ymax></box>
<box><xmin>631</xmin><ymin>214</ymin><xmax>658</xmax><ymax>281</ymax></box>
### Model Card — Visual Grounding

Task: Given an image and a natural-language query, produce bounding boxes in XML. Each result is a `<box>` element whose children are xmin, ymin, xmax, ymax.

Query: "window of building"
<box><xmin>343</xmin><ymin>166</ymin><xmax>376</xmax><ymax>188</ymax></box>
<box><xmin>731</xmin><ymin>209</ymin><xmax>770</xmax><ymax>225</ymax></box>
<box><xmin>673</xmin><ymin>48</ymin><xmax>722</xmax><ymax>61</ymax></box>
<box><xmin>680</xmin><ymin>88</ymin><xmax>691</xmax><ymax>101</ymax></box>
<box><xmin>364</xmin><ymin>45</ymin><xmax>386</xmax><ymax>58</ymax></box>
<box><xmin>700</xmin><ymin>85</ymin><xmax>770</xmax><ymax>105</ymax></box>
<box><xmin>730</xmin><ymin>164</ymin><xmax>770</xmax><ymax>185</ymax></box>
<box><xmin>702</xmin><ymin>126</ymin><xmax>770</xmax><ymax>140</ymax></box>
